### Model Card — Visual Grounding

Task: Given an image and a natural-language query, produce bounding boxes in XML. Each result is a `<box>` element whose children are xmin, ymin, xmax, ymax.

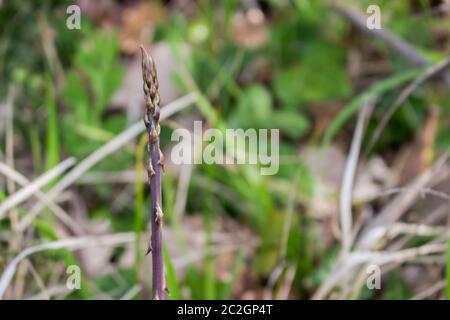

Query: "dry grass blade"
<box><xmin>313</xmin><ymin>242</ymin><xmax>446</xmax><ymax>299</ymax></box>
<box><xmin>20</xmin><ymin>93</ymin><xmax>197</xmax><ymax>231</ymax></box>
<box><xmin>173</xmin><ymin>163</ymin><xmax>193</xmax><ymax>221</ymax></box>
<box><xmin>0</xmin><ymin>232</ymin><xmax>135</xmax><ymax>299</ymax></box>
<box><xmin>0</xmin><ymin>161</ymin><xmax>83</xmax><ymax>235</ymax></box>
<box><xmin>0</xmin><ymin>157</ymin><xmax>76</xmax><ymax>219</ymax></box>
<box><xmin>26</xmin><ymin>285</ymin><xmax>70</xmax><ymax>300</ymax></box>
<box><xmin>357</xmin><ymin>155</ymin><xmax>448</xmax><ymax>249</ymax></box>
<box><xmin>385</xmin><ymin>223</ymin><xmax>448</xmax><ymax>238</ymax></box>
<box><xmin>410</xmin><ymin>280</ymin><xmax>446</xmax><ymax>300</ymax></box>
<box><xmin>340</xmin><ymin>97</ymin><xmax>376</xmax><ymax>255</ymax></box>
<box><xmin>120</xmin><ymin>285</ymin><xmax>142</xmax><ymax>300</ymax></box>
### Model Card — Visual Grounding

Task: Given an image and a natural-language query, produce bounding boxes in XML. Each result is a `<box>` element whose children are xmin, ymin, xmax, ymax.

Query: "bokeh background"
<box><xmin>0</xmin><ymin>0</ymin><xmax>449</xmax><ymax>300</ymax></box>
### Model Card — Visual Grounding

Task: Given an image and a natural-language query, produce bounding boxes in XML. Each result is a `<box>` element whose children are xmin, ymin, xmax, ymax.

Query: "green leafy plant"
<box><xmin>61</xmin><ymin>28</ymin><xmax>124</xmax><ymax>157</ymax></box>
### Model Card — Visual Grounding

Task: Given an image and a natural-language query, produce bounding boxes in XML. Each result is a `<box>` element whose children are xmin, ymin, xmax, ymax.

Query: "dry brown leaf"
<box><xmin>419</xmin><ymin>107</ymin><xmax>439</xmax><ymax>173</ymax></box>
<box><xmin>232</xmin><ymin>9</ymin><xmax>268</xmax><ymax>49</ymax></box>
<box><xmin>119</xmin><ymin>2</ymin><xmax>166</xmax><ymax>55</ymax></box>
<box><xmin>302</xmin><ymin>146</ymin><xmax>394</xmax><ymax>218</ymax></box>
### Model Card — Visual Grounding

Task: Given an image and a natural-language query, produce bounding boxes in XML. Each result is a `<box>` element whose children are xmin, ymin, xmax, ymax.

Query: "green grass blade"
<box><xmin>45</xmin><ymin>75</ymin><xmax>60</xmax><ymax>171</ymax></box>
<box><xmin>322</xmin><ymin>68</ymin><xmax>423</xmax><ymax>146</ymax></box>
<box><xmin>446</xmin><ymin>238</ymin><xmax>450</xmax><ymax>299</ymax></box>
<box><xmin>219</xmin><ymin>250</ymin><xmax>245</xmax><ymax>299</ymax></box>
<box><xmin>133</xmin><ymin>134</ymin><xmax>147</xmax><ymax>284</ymax></box>
<box><xmin>163</xmin><ymin>244</ymin><xmax>180</xmax><ymax>300</ymax></box>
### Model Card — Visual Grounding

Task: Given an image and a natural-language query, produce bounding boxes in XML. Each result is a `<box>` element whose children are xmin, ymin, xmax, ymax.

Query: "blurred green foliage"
<box><xmin>62</xmin><ymin>27</ymin><xmax>124</xmax><ymax>157</ymax></box>
<box><xmin>1</xmin><ymin>0</ymin><xmax>449</xmax><ymax>300</ymax></box>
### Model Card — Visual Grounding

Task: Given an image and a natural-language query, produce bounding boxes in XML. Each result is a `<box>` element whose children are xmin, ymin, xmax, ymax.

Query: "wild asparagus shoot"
<box><xmin>140</xmin><ymin>45</ymin><xmax>166</xmax><ymax>300</ymax></box>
